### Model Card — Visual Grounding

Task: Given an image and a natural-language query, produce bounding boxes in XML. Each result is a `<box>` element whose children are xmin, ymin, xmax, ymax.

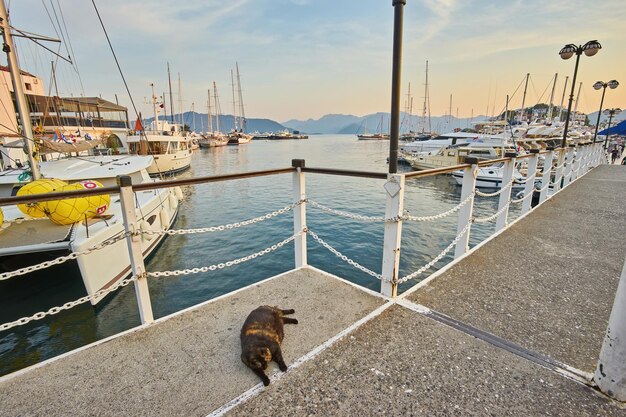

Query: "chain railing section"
<box><xmin>473</xmin><ymin>202</ymin><xmax>511</xmax><ymax>224</ymax></box>
<box><xmin>475</xmin><ymin>178</ymin><xmax>514</xmax><ymax>197</ymax></box>
<box><xmin>0</xmin><ymin>276</ymin><xmax>136</xmax><ymax>332</ymax></box>
<box><xmin>306</xmin><ymin>200</ymin><xmax>385</xmax><ymax>222</ymax></box>
<box><xmin>0</xmin><ymin>231</ymin><xmax>130</xmax><ymax>281</ymax></box>
<box><xmin>147</xmin><ymin>232</ymin><xmax>302</xmax><ymax>278</ymax></box>
<box><xmin>142</xmin><ymin>200</ymin><xmax>305</xmax><ymax>236</ymax></box>
<box><xmin>401</xmin><ymin>191</ymin><xmax>475</xmax><ymax>222</ymax></box>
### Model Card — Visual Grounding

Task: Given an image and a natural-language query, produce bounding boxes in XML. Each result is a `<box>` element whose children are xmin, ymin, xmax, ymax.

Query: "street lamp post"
<box><xmin>558</xmin><ymin>40</ymin><xmax>602</xmax><ymax>149</ymax></box>
<box><xmin>603</xmin><ymin>108</ymin><xmax>622</xmax><ymax>151</ymax></box>
<box><xmin>592</xmin><ymin>80</ymin><xmax>619</xmax><ymax>143</ymax></box>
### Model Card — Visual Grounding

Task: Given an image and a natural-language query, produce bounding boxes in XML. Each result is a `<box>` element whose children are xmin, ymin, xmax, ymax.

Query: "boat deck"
<box><xmin>1</xmin><ymin>166</ymin><xmax>625</xmax><ymax>416</ymax></box>
<box><xmin>0</xmin><ymin>217</ymin><xmax>71</xmax><ymax>254</ymax></box>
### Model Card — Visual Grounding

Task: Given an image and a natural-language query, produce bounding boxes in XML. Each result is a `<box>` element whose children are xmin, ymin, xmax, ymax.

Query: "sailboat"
<box><xmin>199</xmin><ymin>82</ymin><xmax>228</xmax><ymax>148</ymax></box>
<box><xmin>357</xmin><ymin>114</ymin><xmax>389</xmax><ymax>140</ymax></box>
<box><xmin>227</xmin><ymin>63</ymin><xmax>253</xmax><ymax>145</ymax></box>
<box><xmin>402</xmin><ymin>60</ymin><xmax>435</xmax><ymax>142</ymax></box>
<box><xmin>0</xmin><ymin>2</ymin><xmax>181</xmax><ymax>305</ymax></box>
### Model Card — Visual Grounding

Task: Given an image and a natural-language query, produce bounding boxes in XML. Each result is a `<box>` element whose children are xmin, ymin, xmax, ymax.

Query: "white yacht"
<box><xmin>0</xmin><ymin>155</ymin><xmax>182</xmax><ymax>304</ymax></box>
<box><xmin>126</xmin><ymin>120</ymin><xmax>193</xmax><ymax>177</ymax></box>
<box><xmin>404</xmin><ymin>142</ymin><xmax>516</xmax><ymax>171</ymax></box>
<box><xmin>400</xmin><ymin>131</ymin><xmax>514</xmax><ymax>155</ymax></box>
<box><xmin>452</xmin><ymin>163</ymin><xmax>526</xmax><ymax>189</ymax></box>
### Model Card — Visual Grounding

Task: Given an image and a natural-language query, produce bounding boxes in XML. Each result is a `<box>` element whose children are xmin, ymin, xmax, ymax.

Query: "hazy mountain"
<box><xmin>284</xmin><ymin>112</ymin><xmax>490</xmax><ymax>135</ymax></box>
<box><xmin>587</xmin><ymin>109</ymin><xmax>626</xmax><ymax>125</ymax></box>
<box><xmin>144</xmin><ymin>111</ymin><xmax>289</xmax><ymax>133</ymax></box>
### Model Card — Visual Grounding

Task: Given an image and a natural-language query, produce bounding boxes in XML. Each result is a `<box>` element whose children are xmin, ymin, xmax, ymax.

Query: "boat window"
<box><xmin>459</xmin><ymin>151</ymin><xmax>467</xmax><ymax>156</ymax></box>
<box><xmin>129</xmin><ymin>143</ymin><xmax>139</xmax><ymax>153</ymax></box>
<box><xmin>146</xmin><ymin>215</ymin><xmax>157</xmax><ymax>225</ymax></box>
<box><xmin>180</xmin><ymin>141</ymin><xmax>188</xmax><ymax>150</ymax></box>
<box><xmin>148</xmin><ymin>141</ymin><xmax>169</xmax><ymax>154</ymax></box>
<box><xmin>448</xmin><ymin>151</ymin><xmax>455</xmax><ymax>156</ymax></box>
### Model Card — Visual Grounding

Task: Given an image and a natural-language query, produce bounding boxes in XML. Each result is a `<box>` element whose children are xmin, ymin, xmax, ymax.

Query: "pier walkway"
<box><xmin>1</xmin><ymin>166</ymin><xmax>625</xmax><ymax>416</ymax></box>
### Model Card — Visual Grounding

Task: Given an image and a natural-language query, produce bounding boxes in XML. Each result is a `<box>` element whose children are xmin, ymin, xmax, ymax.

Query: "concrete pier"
<box><xmin>1</xmin><ymin>166</ymin><xmax>625</xmax><ymax>416</ymax></box>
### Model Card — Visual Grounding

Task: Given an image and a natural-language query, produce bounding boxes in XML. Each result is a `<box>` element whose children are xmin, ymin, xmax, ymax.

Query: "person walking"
<box><xmin>611</xmin><ymin>148</ymin><xmax>619</xmax><ymax>164</ymax></box>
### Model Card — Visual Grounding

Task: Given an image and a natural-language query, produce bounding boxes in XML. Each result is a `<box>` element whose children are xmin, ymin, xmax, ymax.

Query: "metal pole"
<box><xmin>595</xmin><ymin>258</ymin><xmax>626</xmax><ymax>401</ymax></box>
<box><xmin>593</xmin><ymin>86</ymin><xmax>607</xmax><ymax>143</ymax></box>
<box><xmin>561</xmin><ymin>50</ymin><xmax>581</xmax><ymax>149</ymax></box>
<box><xmin>117</xmin><ymin>175</ymin><xmax>154</xmax><ymax>324</ymax></box>
<box><xmin>604</xmin><ymin>111</ymin><xmax>614</xmax><ymax>151</ymax></box>
<box><xmin>0</xmin><ymin>1</ymin><xmax>40</xmax><ymax>180</ymax></box>
<box><xmin>291</xmin><ymin>159</ymin><xmax>307</xmax><ymax>268</ymax></box>
<box><xmin>455</xmin><ymin>157</ymin><xmax>478</xmax><ymax>258</ymax></box>
<box><xmin>388</xmin><ymin>0</ymin><xmax>406</xmax><ymax>174</ymax></box>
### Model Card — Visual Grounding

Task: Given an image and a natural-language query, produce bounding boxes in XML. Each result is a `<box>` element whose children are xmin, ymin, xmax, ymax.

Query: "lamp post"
<box><xmin>603</xmin><ymin>108</ymin><xmax>622</xmax><ymax>150</ymax></box>
<box><xmin>592</xmin><ymin>80</ymin><xmax>619</xmax><ymax>143</ymax></box>
<box><xmin>558</xmin><ymin>40</ymin><xmax>602</xmax><ymax>149</ymax></box>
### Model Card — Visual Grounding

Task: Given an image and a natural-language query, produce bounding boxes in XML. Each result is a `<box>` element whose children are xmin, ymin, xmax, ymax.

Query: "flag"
<box><xmin>85</xmin><ymin>133</ymin><xmax>92</xmax><ymax>141</ymax></box>
<box><xmin>134</xmin><ymin>118</ymin><xmax>144</xmax><ymax>131</ymax></box>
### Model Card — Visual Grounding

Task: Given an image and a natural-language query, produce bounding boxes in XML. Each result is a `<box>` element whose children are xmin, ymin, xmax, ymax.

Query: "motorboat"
<box><xmin>452</xmin><ymin>162</ymin><xmax>526</xmax><ymax>189</ymax></box>
<box><xmin>403</xmin><ymin>143</ymin><xmax>516</xmax><ymax>171</ymax></box>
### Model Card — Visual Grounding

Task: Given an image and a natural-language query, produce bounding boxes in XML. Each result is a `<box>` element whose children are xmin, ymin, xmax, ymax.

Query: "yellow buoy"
<box><xmin>44</xmin><ymin>180</ymin><xmax>111</xmax><ymax>225</ymax></box>
<box><xmin>16</xmin><ymin>178</ymin><xmax>67</xmax><ymax>218</ymax></box>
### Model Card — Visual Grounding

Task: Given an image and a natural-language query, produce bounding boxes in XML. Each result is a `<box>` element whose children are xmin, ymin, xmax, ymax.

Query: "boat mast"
<box><xmin>421</xmin><ymin>60</ymin><xmax>429</xmax><ymax>133</ymax></box>
<box><xmin>558</xmin><ymin>76</ymin><xmax>569</xmax><ymax>122</ymax></box>
<box><xmin>207</xmin><ymin>89</ymin><xmax>213</xmax><ymax>134</ymax></box>
<box><xmin>0</xmin><ymin>2</ymin><xmax>40</xmax><ymax>179</ymax></box>
<box><xmin>519</xmin><ymin>73</ymin><xmax>530</xmax><ymax>123</ymax></box>
<box><xmin>231</xmin><ymin>69</ymin><xmax>237</xmax><ymax>131</ymax></box>
<box><xmin>178</xmin><ymin>73</ymin><xmax>183</xmax><ymax>127</ymax></box>
<box><xmin>572</xmin><ymin>82</ymin><xmax>582</xmax><ymax>125</ymax></box>
<box><xmin>236</xmin><ymin>62</ymin><xmax>246</xmax><ymax>132</ymax></box>
<box><xmin>167</xmin><ymin>62</ymin><xmax>174</xmax><ymax>123</ymax></box>
<box><xmin>191</xmin><ymin>102</ymin><xmax>195</xmax><ymax>131</ymax></box>
<box><xmin>213</xmin><ymin>81</ymin><xmax>220</xmax><ymax>133</ymax></box>
<box><xmin>547</xmin><ymin>73</ymin><xmax>558</xmax><ymax>123</ymax></box>
<box><xmin>150</xmin><ymin>83</ymin><xmax>160</xmax><ymax>131</ymax></box>
<box><xmin>448</xmin><ymin>94</ymin><xmax>452</xmax><ymax>128</ymax></box>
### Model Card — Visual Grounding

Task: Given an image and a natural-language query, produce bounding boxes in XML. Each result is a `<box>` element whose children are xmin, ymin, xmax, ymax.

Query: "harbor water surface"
<box><xmin>0</xmin><ymin>134</ymin><xmax>518</xmax><ymax>376</ymax></box>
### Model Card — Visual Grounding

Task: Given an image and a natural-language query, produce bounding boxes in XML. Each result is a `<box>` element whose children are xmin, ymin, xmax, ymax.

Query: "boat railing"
<box><xmin>0</xmin><ymin>142</ymin><xmax>607</xmax><ymax>333</ymax></box>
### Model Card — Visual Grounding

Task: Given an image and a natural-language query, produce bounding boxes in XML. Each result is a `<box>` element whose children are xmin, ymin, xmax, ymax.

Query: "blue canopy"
<box><xmin>598</xmin><ymin>119</ymin><xmax>626</xmax><ymax>136</ymax></box>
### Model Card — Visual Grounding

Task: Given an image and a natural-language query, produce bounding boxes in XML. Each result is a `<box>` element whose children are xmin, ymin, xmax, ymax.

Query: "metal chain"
<box><xmin>0</xmin><ymin>276</ymin><xmax>136</xmax><ymax>332</ymax></box>
<box><xmin>147</xmin><ymin>232</ymin><xmax>302</xmax><ymax>277</ymax></box>
<box><xmin>306</xmin><ymin>229</ymin><xmax>387</xmax><ymax>281</ymax></box>
<box><xmin>401</xmin><ymin>191</ymin><xmax>475</xmax><ymax>221</ymax></box>
<box><xmin>0</xmin><ymin>231</ymin><xmax>131</xmax><ymax>281</ymax></box>
<box><xmin>473</xmin><ymin>202</ymin><xmax>510</xmax><ymax>223</ymax></box>
<box><xmin>143</xmin><ymin>201</ymin><xmax>304</xmax><ymax>236</ymax></box>
<box><xmin>397</xmin><ymin>222</ymin><xmax>471</xmax><ymax>284</ymax></box>
<box><xmin>307</xmin><ymin>200</ymin><xmax>385</xmax><ymax>222</ymax></box>
<box><xmin>475</xmin><ymin>177</ymin><xmax>515</xmax><ymax>197</ymax></box>
<box><xmin>513</xmin><ymin>170</ymin><xmax>539</xmax><ymax>185</ymax></box>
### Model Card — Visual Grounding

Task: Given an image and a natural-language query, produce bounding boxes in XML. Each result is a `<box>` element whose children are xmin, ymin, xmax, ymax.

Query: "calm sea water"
<box><xmin>0</xmin><ymin>134</ymin><xmax>520</xmax><ymax>376</ymax></box>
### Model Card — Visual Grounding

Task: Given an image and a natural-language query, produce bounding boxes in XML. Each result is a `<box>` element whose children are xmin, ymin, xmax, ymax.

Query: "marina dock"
<box><xmin>1</xmin><ymin>165</ymin><xmax>625</xmax><ymax>416</ymax></box>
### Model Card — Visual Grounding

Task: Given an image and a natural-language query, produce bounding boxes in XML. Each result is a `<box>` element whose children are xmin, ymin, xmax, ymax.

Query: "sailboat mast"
<box><xmin>191</xmin><ymin>102</ymin><xmax>195</xmax><ymax>131</ymax></box>
<box><xmin>573</xmin><ymin>82</ymin><xmax>582</xmax><ymax>125</ymax></box>
<box><xmin>207</xmin><ymin>89</ymin><xmax>213</xmax><ymax>133</ymax></box>
<box><xmin>421</xmin><ymin>60</ymin><xmax>428</xmax><ymax>133</ymax></box>
<box><xmin>558</xmin><ymin>76</ymin><xmax>569</xmax><ymax>122</ymax></box>
<box><xmin>167</xmin><ymin>62</ymin><xmax>174</xmax><ymax>122</ymax></box>
<box><xmin>150</xmin><ymin>83</ymin><xmax>159</xmax><ymax>131</ymax></box>
<box><xmin>519</xmin><ymin>73</ymin><xmax>530</xmax><ymax>123</ymax></box>
<box><xmin>547</xmin><ymin>73</ymin><xmax>558</xmax><ymax>122</ymax></box>
<box><xmin>231</xmin><ymin>69</ymin><xmax>237</xmax><ymax>131</ymax></box>
<box><xmin>213</xmin><ymin>82</ymin><xmax>220</xmax><ymax>132</ymax></box>
<box><xmin>448</xmin><ymin>94</ymin><xmax>452</xmax><ymax>127</ymax></box>
<box><xmin>0</xmin><ymin>2</ymin><xmax>40</xmax><ymax>179</ymax></box>
<box><xmin>236</xmin><ymin>62</ymin><xmax>246</xmax><ymax>132</ymax></box>
<box><xmin>178</xmin><ymin>73</ymin><xmax>183</xmax><ymax>127</ymax></box>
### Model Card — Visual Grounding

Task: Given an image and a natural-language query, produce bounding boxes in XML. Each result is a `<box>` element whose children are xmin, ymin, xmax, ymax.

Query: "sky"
<box><xmin>5</xmin><ymin>0</ymin><xmax>626</xmax><ymax>123</ymax></box>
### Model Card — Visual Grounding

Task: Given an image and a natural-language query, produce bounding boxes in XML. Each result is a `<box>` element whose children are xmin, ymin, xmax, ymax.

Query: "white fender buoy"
<box><xmin>174</xmin><ymin>186</ymin><xmax>184</xmax><ymax>201</ymax></box>
<box><xmin>168</xmin><ymin>193</ymin><xmax>178</xmax><ymax>211</ymax></box>
<box><xmin>159</xmin><ymin>207</ymin><xmax>170</xmax><ymax>229</ymax></box>
<box><xmin>140</xmin><ymin>220</ymin><xmax>154</xmax><ymax>241</ymax></box>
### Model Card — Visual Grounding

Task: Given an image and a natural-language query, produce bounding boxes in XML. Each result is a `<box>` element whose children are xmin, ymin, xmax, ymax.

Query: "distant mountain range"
<box><xmin>283</xmin><ymin>112</ymin><xmax>489</xmax><ymax>135</ymax></box>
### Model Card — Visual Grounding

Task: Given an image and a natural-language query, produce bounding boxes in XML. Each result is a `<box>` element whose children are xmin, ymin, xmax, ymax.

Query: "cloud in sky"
<box><xmin>4</xmin><ymin>0</ymin><xmax>626</xmax><ymax>121</ymax></box>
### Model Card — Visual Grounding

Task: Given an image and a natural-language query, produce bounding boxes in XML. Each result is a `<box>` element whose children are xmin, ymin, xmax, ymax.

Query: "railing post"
<box><xmin>381</xmin><ymin>173</ymin><xmax>405</xmax><ymax>297</ymax></box>
<box><xmin>454</xmin><ymin>157</ymin><xmax>478</xmax><ymax>258</ymax></box>
<box><xmin>539</xmin><ymin>148</ymin><xmax>554</xmax><ymax>204</ymax></box>
<box><xmin>553</xmin><ymin>148</ymin><xmax>565</xmax><ymax>192</ymax></box>
<box><xmin>292</xmin><ymin>159</ymin><xmax>307</xmax><ymax>268</ymax></box>
<box><xmin>522</xmin><ymin>149</ymin><xmax>539</xmax><ymax>214</ymax></box>
<box><xmin>571</xmin><ymin>145</ymin><xmax>582</xmax><ymax>181</ymax></box>
<box><xmin>117</xmin><ymin>175</ymin><xmax>154</xmax><ymax>324</ymax></box>
<box><xmin>563</xmin><ymin>145</ymin><xmax>576</xmax><ymax>187</ymax></box>
<box><xmin>595</xmin><ymin>259</ymin><xmax>626</xmax><ymax>401</ymax></box>
<box><xmin>495</xmin><ymin>153</ymin><xmax>516</xmax><ymax>232</ymax></box>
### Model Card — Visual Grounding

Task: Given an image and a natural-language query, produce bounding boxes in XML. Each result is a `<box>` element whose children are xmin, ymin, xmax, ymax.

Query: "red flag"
<box><xmin>134</xmin><ymin>118</ymin><xmax>143</xmax><ymax>131</ymax></box>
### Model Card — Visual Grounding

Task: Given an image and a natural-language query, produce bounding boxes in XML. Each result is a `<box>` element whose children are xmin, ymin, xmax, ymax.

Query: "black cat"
<box><xmin>240</xmin><ymin>306</ymin><xmax>298</xmax><ymax>386</ymax></box>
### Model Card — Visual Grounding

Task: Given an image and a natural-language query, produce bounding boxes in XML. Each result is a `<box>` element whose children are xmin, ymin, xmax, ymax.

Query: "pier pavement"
<box><xmin>1</xmin><ymin>166</ymin><xmax>625</xmax><ymax>416</ymax></box>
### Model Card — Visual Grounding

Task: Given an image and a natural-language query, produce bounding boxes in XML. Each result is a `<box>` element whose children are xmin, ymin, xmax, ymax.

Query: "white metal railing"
<box><xmin>0</xmin><ymin>142</ymin><xmax>603</xmax><ymax>332</ymax></box>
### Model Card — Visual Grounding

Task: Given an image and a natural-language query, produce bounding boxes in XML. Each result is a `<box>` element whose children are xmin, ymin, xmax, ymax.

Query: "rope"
<box><xmin>473</xmin><ymin>203</ymin><xmax>510</xmax><ymax>223</ymax></box>
<box><xmin>475</xmin><ymin>178</ymin><xmax>514</xmax><ymax>197</ymax></box>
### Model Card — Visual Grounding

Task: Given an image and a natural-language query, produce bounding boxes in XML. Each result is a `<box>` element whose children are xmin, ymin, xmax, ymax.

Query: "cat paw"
<box><xmin>279</xmin><ymin>364</ymin><xmax>288</xmax><ymax>372</ymax></box>
<box><xmin>262</xmin><ymin>378</ymin><xmax>271</xmax><ymax>386</ymax></box>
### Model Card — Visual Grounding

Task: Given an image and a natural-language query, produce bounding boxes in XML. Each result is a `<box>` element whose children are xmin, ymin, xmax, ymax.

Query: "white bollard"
<box><xmin>292</xmin><ymin>160</ymin><xmax>307</xmax><ymax>268</ymax></box>
<box><xmin>381</xmin><ymin>174</ymin><xmax>405</xmax><ymax>297</ymax></box>
<box><xmin>118</xmin><ymin>175</ymin><xmax>154</xmax><ymax>324</ymax></box>
<box><xmin>454</xmin><ymin>158</ymin><xmax>478</xmax><ymax>258</ymax></box>
<box><xmin>522</xmin><ymin>150</ymin><xmax>539</xmax><ymax>214</ymax></box>
<box><xmin>539</xmin><ymin>148</ymin><xmax>554</xmax><ymax>204</ymax></box>
<box><xmin>595</xmin><ymin>259</ymin><xmax>626</xmax><ymax>401</ymax></box>
<box><xmin>495</xmin><ymin>153</ymin><xmax>516</xmax><ymax>232</ymax></box>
